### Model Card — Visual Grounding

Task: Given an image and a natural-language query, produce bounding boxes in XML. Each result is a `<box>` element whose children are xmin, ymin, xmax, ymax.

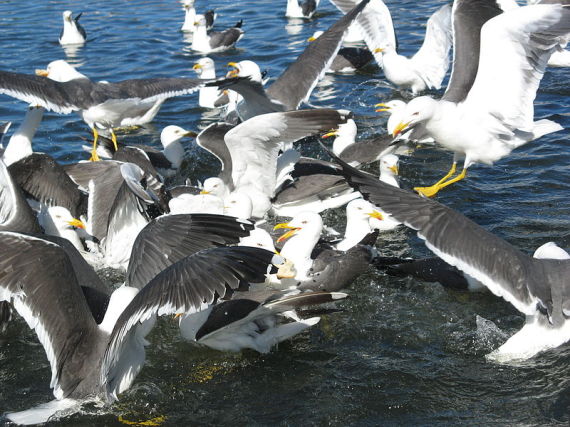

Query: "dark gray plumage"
<box><xmin>196</xmin><ymin>122</ymin><xmax>236</xmax><ymax>190</ymax></box>
<box><xmin>125</xmin><ymin>213</ymin><xmax>255</xmax><ymax>290</ymax></box>
<box><xmin>8</xmin><ymin>152</ymin><xmax>88</xmax><ymax>218</ymax></box>
<box><xmin>442</xmin><ymin>0</ymin><xmax>503</xmax><ymax>103</ymax></box>
<box><xmin>208</xmin><ymin>22</ymin><xmax>244</xmax><ymax>50</ymax></box>
<box><xmin>330</xmin><ymin>47</ymin><xmax>374</xmax><ymax>72</ymax></box>
<box><xmin>0</xmin><ymin>158</ymin><xmax>41</xmax><ymax>234</ymax></box>
<box><xmin>329</xmin><ymin>149</ymin><xmax>570</xmax><ymax>326</ymax></box>
<box><xmin>381</xmin><ymin>257</ymin><xmax>471</xmax><ymax>290</ymax></box>
<box><xmin>209</xmin><ymin>0</ymin><xmax>370</xmax><ymax>119</ymax></box>
<box><xmin>338</xmin><ymin>133</ymin><xmax>393</xmax><ymax>166</ymax></box>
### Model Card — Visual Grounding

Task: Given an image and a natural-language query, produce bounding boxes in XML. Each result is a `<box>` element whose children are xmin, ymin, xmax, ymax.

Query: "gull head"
<box><xmin>391</xmin><ymin>96</ymin><xmax>437</xmax><ymax>137</ymax></box>
<box><xmin>375</xmin><ymin>99</ymin><xmax>406</xmax><ymax>113</ymax></box>
<box><xmin>194</xmin><ymin>15</ymin><xmax>207</xmax><ymax>28</ymax></box>
<box><xmin>62</xmin><ymin>10</ymin><xmax>74</xmax><ymax>22</ymax></box>
<box><xmin>346</xmin><ymin>199</ymin><xmax>383</xmax><ymax>224</ymax></box>
<box><xmin>380</xmin><ymin>154</ymin><xmax>399</xmax><ymax>177</ymax></box>
<box><xmin>307</xmin><ymin>30</ymin><xmax>324</xmax><ymax>42</ymax></box>
<box><xmin>160</xmin><ymin>125</ymin><xmax>197</xmax><ymax>146</ymax></box>
<box><xmin>239</xmin><ymin>228</ymin><xmax>277</xmax><ymax>253</ymax></box>
<box><xmin>45</xmin><ymin>206</ymin><xmax>85</xmax><ymax>232</ymax></box>
<box><xmin>200</xmin><ymin>177</ymin><xmax>226</xmax><ymax>198</ymax></box>
<box><xmin>192</xmin><ymin>57</ymin><xmax>215</xmax><ymax>76</ymax></box>
<box><xmin>226</xmin><ymin>60</ymin><xmax>262</xmax><ymax>82</ymax></box>
<box><xmin>35</xmin><ymin>60</ymin><xmax>86</xmax><ymax>82</ymax></box>
<box><xmin>274</xmin><ymin>211</ymin><xmax>323</xmax><ymax>244</ymax></box>
<box><xmin>224</xmin><ymin>192</ymin><xmax>253</xmax><ymax>219</ymax></box>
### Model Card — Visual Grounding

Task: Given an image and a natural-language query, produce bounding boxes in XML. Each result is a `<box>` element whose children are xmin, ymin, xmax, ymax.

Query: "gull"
<box><xmin>307</xmin><ymin>30</ymin><xmax>373</xmax><ymax>73</ymax></box>
<box><xmin>191</xmin><ymin>17</ymin><xmax>244</xmax><ymax>53</ymax></box>
<box><xmin>192</xmin><ymin>57</ymin><xmax>221</xmax><ymax>108</ymax></box>
<box><xmin>286</xmin><ymin>0</ymin><xmax>320</xmax><ymax>19</ymax></box>
<box><xmin>0</xmin><ymin>60</ymin><xmax>207</xmax><ymax>161</ymax></box>
<box><xmin>59</xmin><ymin>11</ymin><xmax>86</xmax><ymax>45</ymax></box>
<box><xmin>209</xmin><ymin>0</ymin><xmax>370</xmax><ymax>121</ymax></box>
<box><xmin>332</xmin><ymin>154</ymin><xmax>570</xmax><ymax>362</ymax></box>
<box><xmin>329</xmin><ymin>0</ymin><xmax>453</xmax><ymax>93</ymax></box>
<box><xmin>391</xmin><ymin>1</ymin><xmax>568</xmax><ymax>197</ymax></box>
<box><xmin>0</xmin><ymin>229</ymin><xmax>279</xmax><ymax>424</ymax></box>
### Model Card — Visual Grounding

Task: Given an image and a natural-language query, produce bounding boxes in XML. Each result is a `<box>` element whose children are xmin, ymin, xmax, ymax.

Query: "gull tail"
<box><xmin>255</xmin><ymin>317</ymin><xmax>320</xmax><ymax>353</ymax></box>
<box><xmin>5</xmin><ymin>398</ymin><xmax>80</xmax><ymax>425</ymax></box>
<box><xmin>531</xmin><ymin>119</ymin><xmax>563</xmax><ymax>141</ymax></box>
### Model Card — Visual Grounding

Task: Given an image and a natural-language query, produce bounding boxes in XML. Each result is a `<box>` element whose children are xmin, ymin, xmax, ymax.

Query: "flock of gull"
<box><xmin>0</xmin><ymin>0</ymin><xmax>569</xmax><ymax>424</ymax></box>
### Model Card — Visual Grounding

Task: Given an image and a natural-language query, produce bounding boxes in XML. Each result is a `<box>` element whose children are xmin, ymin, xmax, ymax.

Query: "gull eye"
<box><xmin>357</xmin><ymin>207</ymin><xmax>362</xmax><ymax>210</ymax></box>
<box><xmin>257</xmin><ymin>243</ymin><xmax>263</xmax><ymax>247</ymax></box>
<box><xmin>301</xmin><ymin>220</ymin><xmax>308</xmax><ymax>225</ymax></box>
<box><xmin>412</xmin><ymin>112</ymin><xmax>419</xmax><ymax>116</ymax></box>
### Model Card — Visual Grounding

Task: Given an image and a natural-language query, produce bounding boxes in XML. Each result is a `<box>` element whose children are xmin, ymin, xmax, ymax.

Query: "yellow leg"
<box><xmin>110</xmin><ymin>128</ymin><xmax>119</xmax><ymax>151</ymax></box>
<box><xmin>414</xmin><ymin>163</ymin><xmax>464</xmax><ymax>198</ymax></box>
<box><xmin>89</xmin><ymin>128</ymin><xmax>100</xmax><ymax>162</ymax></box>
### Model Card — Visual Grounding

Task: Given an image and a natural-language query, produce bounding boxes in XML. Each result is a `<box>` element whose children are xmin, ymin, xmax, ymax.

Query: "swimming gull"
<box><xmin>391</xmin><ymin>2</ymin><xmax>568</xmax><ymax>197</ymax></box>
<box><xmin>59</xmin><ymin>11</ymin><xmax>86</xmax><ymax>45</ymax></box>
<box><xmin>286</xmin><ymin>0</ymin><xmax>320</xmax><ymax>19</ymax></box>
<box><xmin>191</xmin><ymin>17</ymin><xmax>244</xmax><ymax>53</ymax></box>
<box><xmin>193</xmin><ymin>57</ymin><xmax>221</xmax><ymax>108</ymax></box>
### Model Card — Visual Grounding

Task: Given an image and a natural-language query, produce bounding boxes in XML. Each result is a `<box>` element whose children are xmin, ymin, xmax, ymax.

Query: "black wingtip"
<box><xmin>75</xmin><ymin>12</ymin><xmax>83</xmax><ymax>22</ymax></box>
<box><xmin>234</xmin><ymin>19</ymin><xmax>243</xmax><ymax>28</ymax></box>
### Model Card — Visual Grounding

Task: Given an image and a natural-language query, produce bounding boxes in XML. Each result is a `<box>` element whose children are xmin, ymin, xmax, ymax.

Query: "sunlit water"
<box><xmin>0</xmin><ymin>0</ymin><xmax>569</xmax><ymax>425</ymax></box>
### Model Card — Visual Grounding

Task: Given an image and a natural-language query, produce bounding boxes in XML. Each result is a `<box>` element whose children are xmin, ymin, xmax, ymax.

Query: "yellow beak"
<box><xmin>67</xmin><ymin>218</ymin><xmax>86</xmax><ymax>229</ymax></box>
<box><xmin>367</xmin><ymin>210</ymin><xmax>383</xmax><ymax>220</ymax></box>
<box><xmin>375</xmin><ymin>102</ymin><xmax>390</xmax><ymax>112</ymax></box>
<box><xmin>389</xmin><ymin>165</ymin><xmax>399</xmax><ymax>175</ymax></box>
<box><xmin>274</xmin><ymin>223</ymin><xmax>300</xmax><ymax>243</ymax></box>
<box><xmin>183</xmin><ymin>130</ymin><xmax>198</xmax><ymax>137</ymax></box>
<box><xmin>373</xmin><ymin>47</ymin><xmax>384</xmax><ymax>54</ymax></box>
<box><xmin>392</xmin><ymin>121</ymin><xmax>411</xmax><ymax>137</ymax></box>
<box><xmin>226</xmin><ymin>62</ymin><xmax>239</xmax><ymax>78</ymax></box>
<box><xmin>307</xmin><ymin>36</ymin><xmax>316</xmax><ymax>42</ymax></box>
<box><xmin>200</xmin><ymin>190</ymin><xmax>210</xmax><ymax>195</ymax></box>
<box><xmin>321</xmin><ymin>130</ymin><xmax>338</xmax><ymax>139</ymax></box>
<box><xmin>193</xmin><ymin>64</ymin><xmax>202</xmax><ymax>70</ymax></box>
<box><xmin>35</xmin><ymin>69</ymin><xmax>49</xmax><ymax>77</ymax></box>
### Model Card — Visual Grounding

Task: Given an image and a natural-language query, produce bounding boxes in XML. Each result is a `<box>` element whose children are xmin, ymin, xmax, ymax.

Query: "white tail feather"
<box><xmin>5</xmin><ymin>398</ymin><xmax>80</xmax><ymax>425</ymax></box>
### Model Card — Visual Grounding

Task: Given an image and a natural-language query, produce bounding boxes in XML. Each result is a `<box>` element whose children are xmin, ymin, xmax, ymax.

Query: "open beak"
<box><xmin>192</xmin><ymin>64</ymin><xmax>202</xmax><ymax>70</ymax></box>
<box><xmin>35</xmin><ymin>69</ymin><xmax>49</xmax><ymax>77</ymax></box>
<box><xmin>392</xmin><ymin>121</ymin><xmax>411</xmax><ymax>137</ymax></box>
<box><xmin>375</xmin><ymin>102</ymin><xmax>390</xmax><ymax>112</ymax></box>
<box><xmin>200</xmin><ymin>190</ymin><xmax>210</xmax><ymax>195</ymax></box>
<box><xmin>389</xmin><ymin>165</ymin><xmax>399</xmax><ymax>175</ymax></box>
<box><xmin>321</xmin><ymin>130</ymin><xmax>338</xmax><ymax>139</ymax></box>
<box><xmin>226</xmin><ymin>62</ymin><xmax>239</xmax><ymax>78</ymax></box>
<box><xmin>67</xmin><ymin>218</ymin><xmax>86</xmax><ymax>229</ymax></box>
<box><xmin>274</xmin><ymin>222</ymin><xmax>300</xmax><ymax>243</ymax></box>
<box><xmin>367</xmin><ymin>210</ymin><xmax>383</xmax><ymax>220</ymax></box>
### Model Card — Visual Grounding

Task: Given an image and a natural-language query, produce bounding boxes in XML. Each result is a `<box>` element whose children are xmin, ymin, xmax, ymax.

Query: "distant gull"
<box><xmin>307</xmin><ymin>31</ymin><xmax>373</xmax><ymax>73</ymax></box>
<box><xmin>59</xmin><ymin>11</ymin><xmax>86</xmax><ymax>45</ymax></box>
<box><xmin>391</xmin><ymin>1</ymin><xmax>568</xmax><ymax>197</ymax></box>
<box><xmin>191</xmin><ymin>17</ymin><xmax>244</xmax><ymax>53</ymax></box>
<box><xmin>0</xmin><ymin>60</ymin><xmax>207</xmax><ymax>161</ymax></box>
<box><xmin>192</xmin><ymin>57</ymin><xmax>221</xmax><ymax>108</ymax></box>
<box><xmin>286</xmin><ymin>0</ymin><xmax>320</xmax><ymax>19</ymax></box>
<box><xmin>331</xmin><ymin>152</ymin><xmax>570</xmax><ymax>362</ymax></box>
<box><xmin>330</xmin><ymin>0</ymin><xmax>453</xmax><ymax>93</ymax></box>
<box><xmin>209</xmin><ymin>0</ymin><xmax>370</xmax><ymax>121</ymax></box>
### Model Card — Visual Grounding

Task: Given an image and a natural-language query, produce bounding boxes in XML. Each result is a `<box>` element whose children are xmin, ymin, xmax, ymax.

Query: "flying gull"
<box><xmin>307</xmin><ymin>31</ymin><xmax>374</xmax><ymax>73</ymax></box>
<box><xmin>59</xmin><ymin>11</ymin><xmax>86</xmax><ymax>45</ymax></box>
<box><xmin>329</xmin><ymin>0</ymin><xmax>453</xmax><ymax>93</ymax></box>
<box><xmin>330</xmin><ymin>150</ymin><xmax>570</xmax><ymax>362</ymax></box>
<box><xmin>209</xmin><ymin>0</ymin><xmax>371</xmax><ymax>121</ymax></box>
<box><xmin>0</xmin><ymin>60</ymin><xmax>207</xmax><ymax>161</ymax></box>
<box><xmin>391</xmin><ymin>1</ymin><xmax>568</xmax><ymax>197</ymax></box>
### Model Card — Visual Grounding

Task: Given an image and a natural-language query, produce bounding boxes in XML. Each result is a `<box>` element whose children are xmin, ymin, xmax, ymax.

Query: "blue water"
<box><xmin>0</xmin><ymin>0</ymin><xmax>569</xmax><ymax>425</ymax></box>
